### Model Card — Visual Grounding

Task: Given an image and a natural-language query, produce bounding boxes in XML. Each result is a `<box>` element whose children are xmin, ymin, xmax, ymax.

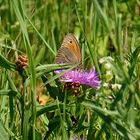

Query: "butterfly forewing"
<box><xmin>55</xmin><ymin>47</ymin><xmax>77</xmax><ymax>64</ymax></box>
<box><xmin>55</xmin><ymin>34</ymin><xmax>81</xmax><ymax>65</ymax></box>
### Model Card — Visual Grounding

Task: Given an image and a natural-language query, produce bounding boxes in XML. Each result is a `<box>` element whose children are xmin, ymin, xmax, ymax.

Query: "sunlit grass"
<box><xmin>0</xmin><ymin>0</ymin><xmax>140</xmax><ymax>140</ymax></box>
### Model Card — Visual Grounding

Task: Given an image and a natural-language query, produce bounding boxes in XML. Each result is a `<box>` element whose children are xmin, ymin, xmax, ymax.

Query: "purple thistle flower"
<box><xmin>56</xmin><ymin>68</ymin><xmax>100</xmax><ymax>88</ymax></box>
<box><xmin>72</xmin><ymin>135</ymin><xmax>86</xmax><ymax>140</ymax></box>
<box><xmin>72</xmin><ymin>136</ymin><xmax>77</xmax><ymax>140</ymax></box>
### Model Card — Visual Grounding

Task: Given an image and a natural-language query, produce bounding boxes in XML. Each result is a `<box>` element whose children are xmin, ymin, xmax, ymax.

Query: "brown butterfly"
<box><xmin>55</xmin><ymin>33</ymin><xmax>81</xmax><ymax>65</ymax></box>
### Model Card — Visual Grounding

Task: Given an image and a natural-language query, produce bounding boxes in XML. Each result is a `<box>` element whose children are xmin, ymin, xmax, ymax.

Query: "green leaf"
<box><xmin>0</xmin><ymin>121</ymin><xmax>9</xmax><ymax>140</ymax></box>
<box><xmin>0</xmin><ymin>54</ymin><xmax>16</xmax><ymax>70</ymax></box>
<box><xmin>36</xmin><ymin>101</ymin><xmax>63</xmax><ymax>117</ymax></box>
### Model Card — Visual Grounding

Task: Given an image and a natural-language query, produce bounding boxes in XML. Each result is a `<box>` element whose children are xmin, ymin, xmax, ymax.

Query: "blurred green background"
<box><xmin>0</xmin><ymin>0</ymin><xmax>140</xmax><ymax>140</ymax></box>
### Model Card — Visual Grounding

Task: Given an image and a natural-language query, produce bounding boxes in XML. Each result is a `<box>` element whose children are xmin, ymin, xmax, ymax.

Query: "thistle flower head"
<box><xmin>56</xmin><ymin>68</ymin><xmax>100</xmax><ymax>88</ymax></box>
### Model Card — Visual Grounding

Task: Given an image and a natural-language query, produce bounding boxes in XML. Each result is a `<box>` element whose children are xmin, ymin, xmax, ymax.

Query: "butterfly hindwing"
<box><xmin>55</xmin><ymin>34</ymin><xmax>81</xmax><ymax>65</ymax></box>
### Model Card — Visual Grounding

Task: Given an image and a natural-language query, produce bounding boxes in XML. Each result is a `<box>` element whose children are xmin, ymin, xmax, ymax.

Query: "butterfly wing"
<box><xmin>55</xmin><ymin>34</ymin><xmax>81</xmax><ymax>65</ymax></box>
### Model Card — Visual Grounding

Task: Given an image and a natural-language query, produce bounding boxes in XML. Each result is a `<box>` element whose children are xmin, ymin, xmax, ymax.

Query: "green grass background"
<box><xmin>0</xmin><ymin>0</ymin><xmax>140</xmax><ymax>140</ymax></box>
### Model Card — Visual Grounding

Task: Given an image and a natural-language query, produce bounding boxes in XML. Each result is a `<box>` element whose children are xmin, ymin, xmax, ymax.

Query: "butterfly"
<box><xmin>55</xmin><ymin>33</ymin><xmax>81</xmax><ymax>66</ymax></box>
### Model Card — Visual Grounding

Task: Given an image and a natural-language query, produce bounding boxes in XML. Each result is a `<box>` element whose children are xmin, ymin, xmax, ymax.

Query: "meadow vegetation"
<box><xmin>0</xmin><ymin>0</ymin><xmax>140</xmax><ymax>140</ymax></box>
